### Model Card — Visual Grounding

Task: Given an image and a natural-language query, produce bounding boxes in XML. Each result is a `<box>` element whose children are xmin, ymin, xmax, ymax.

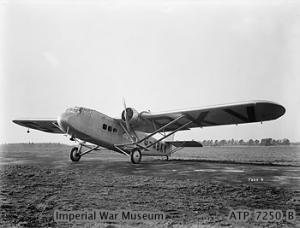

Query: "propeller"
<box><xmin>122</xmin><ymin>98</ymin><xmax>131</xmax><ymax>132</ymax></box>
<box><xmin>122</xmin><ymin>98</ymin><xmax>139</xmax><ymax>143</ymax></box>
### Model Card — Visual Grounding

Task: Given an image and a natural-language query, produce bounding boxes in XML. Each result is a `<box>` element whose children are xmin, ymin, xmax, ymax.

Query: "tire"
<box><xmin>70</xmin><ymin>147</ymin><xmax>81</xmax><ymax>162</ymax></box>
<box><xmin>130</xmin><ymin>149</ymin><xmax>142</xmax><ymax>164</ymax></box>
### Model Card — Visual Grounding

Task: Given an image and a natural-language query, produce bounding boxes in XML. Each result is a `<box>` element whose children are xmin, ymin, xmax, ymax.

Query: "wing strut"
<box><xmin>115</xmin><ymin>116</ymin><xmax>192</xmax><ymax>152</ymax></box>
<box><xmin>136</xmin><ymin>115</ymin><xmax>185</xmax><ymax>144</ymax></box>
<box><xmin>143</xmin><ymin>120</ymin><xmax>192</xmax><ymax>150</ymax></box>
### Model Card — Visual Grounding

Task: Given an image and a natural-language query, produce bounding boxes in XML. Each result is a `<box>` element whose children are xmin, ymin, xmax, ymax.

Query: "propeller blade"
<box><xmin>122</xmin><ymin>97</ymin><xmax>127</xmax><ymax>110</ymax></box>
<box><xmin>122</xmin><ymin>98</ymin><xmax>131</xmax><ymax>131</ymax></box>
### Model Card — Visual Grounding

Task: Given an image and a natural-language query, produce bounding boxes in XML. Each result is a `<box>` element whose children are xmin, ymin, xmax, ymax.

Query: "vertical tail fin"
<box><xmin>164</xmin><ymin>133</ymin><xmax>175</xmax><ymax>142</ymax></box>
<box><xmin>164</xmin><ymin>133</ymin><xmax>175</xmax><ymax>156</ymax></box>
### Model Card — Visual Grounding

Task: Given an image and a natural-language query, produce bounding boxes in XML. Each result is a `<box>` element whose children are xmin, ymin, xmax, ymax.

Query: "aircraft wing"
<box><xmin>13</xmin><ymin>119</ymin><xmax>63</xmax><ymax>134</ymax></box>
<box><xmin>126</xmin><ymin>100</ymin><xmax>285</xmax><ymax>133</ymax></box>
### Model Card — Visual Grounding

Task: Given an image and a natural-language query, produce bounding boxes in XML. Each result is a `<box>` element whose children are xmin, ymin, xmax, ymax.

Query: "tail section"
<box><xmin>165</xmin><ymin>140</ymin><xmax>203</xmax><ymax>147</ymax></box>
<box><xmin>163</xmin><ymin>133</ymin><xmax>175</xmax><ymax>142</ymax></box>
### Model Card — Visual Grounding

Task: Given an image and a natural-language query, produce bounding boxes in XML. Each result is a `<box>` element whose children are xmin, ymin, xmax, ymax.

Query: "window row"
<box><xmin>102</xmin><ymin>124</ymin><xmax>118</xmax><ymax>133</ymax></box>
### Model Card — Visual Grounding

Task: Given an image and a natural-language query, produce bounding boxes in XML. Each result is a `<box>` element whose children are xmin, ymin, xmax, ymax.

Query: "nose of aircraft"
<box><xmin>57</xmin><ymin>111</ymin><xmax>74</xmax><ymax>133</ymax></box>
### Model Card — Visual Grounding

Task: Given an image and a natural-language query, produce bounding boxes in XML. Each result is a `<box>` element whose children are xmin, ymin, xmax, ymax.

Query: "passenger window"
<box><xmin>108</xmin><ymin>126</ymin><xmax>112</xmax><ymax>132</ymax></box>
<box><xmin>103</xmin><ymin>124</ymin><xmax>107</xmax><ymax>130</ymax></box>
<box><xmin>113</xmin><ymin>128</ymin><xmax>117</xmax><ymax>133</ymax></box>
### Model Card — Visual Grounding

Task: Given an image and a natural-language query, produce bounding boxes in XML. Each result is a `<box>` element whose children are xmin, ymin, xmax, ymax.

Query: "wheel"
<box><xmin>130</xmin><ymin>149</ymin><xmax>142</xmax><ymax>164</ymax></box>
<box><xmin>166</xmin><ymin>155</ymin><xmax>169</xmax><ymax>161</ymax></box>
<box><xmin>70</xmin><ymin>147</ymin><xmax>81</xmax><ymax>162</ymax></box>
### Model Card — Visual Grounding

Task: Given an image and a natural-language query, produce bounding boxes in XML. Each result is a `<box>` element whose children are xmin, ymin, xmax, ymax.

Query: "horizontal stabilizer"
<box><xmin>166</xmin><ymin>140</ymin><xmax>203</xmax><ymax>147</ymax></box>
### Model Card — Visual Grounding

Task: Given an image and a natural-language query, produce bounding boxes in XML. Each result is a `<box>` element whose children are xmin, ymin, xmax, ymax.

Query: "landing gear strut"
<box><xmin>69</xmin><ymin>143</ymin><xmax>100</xmax><ymax>162</ymax></box>
<box><xmin>115</xmin><ymin>115</ymin><xmax>193</xmax><ymax>164</ymax></box>
<box><xmin>131</xmin><ymin>149</ymin><xmax>142</xmax><ymax>164</ymax></box>
<box><xmin>70</xmin><ymin>147</ymin><xmax>81</xmax><ymax>162</ymax></box>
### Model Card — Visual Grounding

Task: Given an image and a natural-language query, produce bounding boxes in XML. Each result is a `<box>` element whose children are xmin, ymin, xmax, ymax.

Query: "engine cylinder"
<box><xmin>121</xmin><ymin>108</ymin><xmax>139</xmax><ymax>122</ymax></box>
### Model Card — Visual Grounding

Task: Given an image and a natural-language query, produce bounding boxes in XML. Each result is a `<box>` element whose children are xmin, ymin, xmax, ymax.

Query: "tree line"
<box><xmin>200</xmin><ymin>138</ymin><xmax>290</xmax><ymax>146</ymax></box>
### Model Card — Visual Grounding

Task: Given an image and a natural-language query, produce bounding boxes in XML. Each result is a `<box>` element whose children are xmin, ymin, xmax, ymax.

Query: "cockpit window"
<box><xmin>66</xmin><ymin>107</ymin><xmax>82</xmax><ymax>113</ymax></box>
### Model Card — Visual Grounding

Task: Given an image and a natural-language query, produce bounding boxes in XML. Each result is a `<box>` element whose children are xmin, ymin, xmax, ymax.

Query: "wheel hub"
<box><xmin>131</xmin><ymin>149</ymin><xmax>141</xmax><ymax>164</ymax></box>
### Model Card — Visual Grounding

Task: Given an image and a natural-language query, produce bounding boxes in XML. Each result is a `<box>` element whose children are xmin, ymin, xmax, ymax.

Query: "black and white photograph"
<box><xmin>0</xmin><ymin>0</ymin><xmax>299</xmax><ymax>227</ymax></box>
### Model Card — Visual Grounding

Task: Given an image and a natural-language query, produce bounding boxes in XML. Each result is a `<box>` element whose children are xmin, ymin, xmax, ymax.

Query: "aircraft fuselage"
<box><xmin>57</xmin><ymin>107</ymin><xmax>171</xmax><ymax>156</ymax></box>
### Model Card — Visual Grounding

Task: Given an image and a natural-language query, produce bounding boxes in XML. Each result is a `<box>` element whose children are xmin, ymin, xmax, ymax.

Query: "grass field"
<box><xmin>0</xmin><ymin>144</ymin><xmax>299</xmax><ymax>227</ymax></box>
<box><xmin>172</xmin><ymin>145</ymin><xmax>300</xmax><ymax>166</ymax></box>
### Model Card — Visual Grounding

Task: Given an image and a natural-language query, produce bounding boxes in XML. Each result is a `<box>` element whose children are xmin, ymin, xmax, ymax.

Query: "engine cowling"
<box><xmin>121</xmin><ymin>107</ymin><xmax>140</xmax><ymax>123</ymax></box>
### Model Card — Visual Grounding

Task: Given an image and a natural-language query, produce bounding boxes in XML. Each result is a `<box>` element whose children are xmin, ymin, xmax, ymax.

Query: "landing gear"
<box><xmin>69</xmin><ymin>143</ymin><xmax>100</xmax><ymax>162</ymax></box>
<box><xmin>70</xmin><ymin>147</ymin><xmax>81</xmax><ymax>162</ymax></box>
<box><xmin>115</xmin><ymin>114</ymin><xmax>193</xmax><ymax>164</ymax></box>
<box><xmin>131</xmin><ymin>149</ymin><xmax>142</xmax><ymax>164</ymax></box>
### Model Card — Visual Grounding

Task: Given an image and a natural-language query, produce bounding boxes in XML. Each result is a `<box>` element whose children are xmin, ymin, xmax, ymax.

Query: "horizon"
<box><xmin>1</xmin><ymin>137</ymin><xmax>299</xmax><ymax>145</ymax></box>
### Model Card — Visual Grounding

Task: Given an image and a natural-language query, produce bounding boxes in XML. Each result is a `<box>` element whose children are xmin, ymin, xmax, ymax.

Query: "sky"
<box><xmin>1</xmin><ymin>0</ymin><xmax>300</xmax><ymax>144</ymax></box>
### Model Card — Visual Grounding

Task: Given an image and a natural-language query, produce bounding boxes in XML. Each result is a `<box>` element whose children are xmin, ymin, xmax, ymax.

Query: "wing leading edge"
<box><xmin>126</xmin><ymin>100</ymin><xmax>285</xmax><ymax>133</ymax></box>
<box><xmin>13</xmin><ymin>119</ymin><xmax>63</xmax><ymax>134</ymax></box>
